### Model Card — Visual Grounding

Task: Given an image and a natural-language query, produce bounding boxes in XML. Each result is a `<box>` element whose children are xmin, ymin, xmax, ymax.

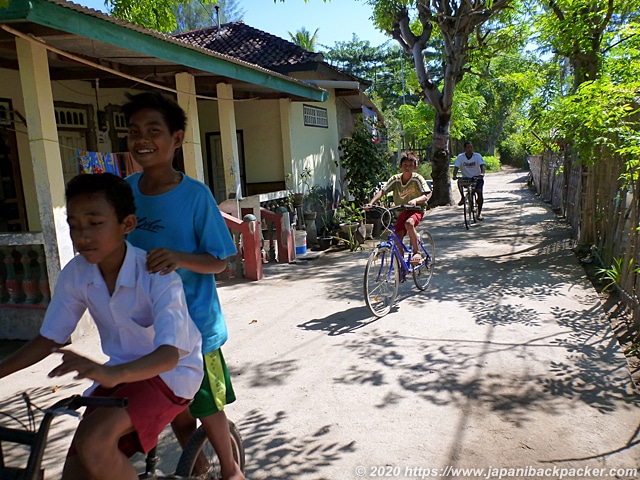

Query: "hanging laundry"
<box><xmin>123</xmin><ymin>152</ymin><xmax>143</xmax><ymax>176</ymax></box>
<box><xmin>77</xmin><ymin>150</ymin><xmax>122</xmax><ymax>176</ymax></box>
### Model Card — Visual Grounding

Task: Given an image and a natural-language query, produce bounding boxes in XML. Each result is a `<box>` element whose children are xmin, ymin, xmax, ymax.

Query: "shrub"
<box><xmin>483</xmin><ymin>155</ymin><xmax>501</xmax><ymax>172</ymax></box>
<box><xmin>338</xmin><ymin>116</ymin><xmax>392</xmax><ymax>207</ymax></box>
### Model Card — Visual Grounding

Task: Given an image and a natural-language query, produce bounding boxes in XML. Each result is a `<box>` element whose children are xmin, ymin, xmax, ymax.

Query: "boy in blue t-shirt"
<box><xmin>122</xmin><ymin>91</ymin><xmax>244</xmax><ymax>480</ymax></box>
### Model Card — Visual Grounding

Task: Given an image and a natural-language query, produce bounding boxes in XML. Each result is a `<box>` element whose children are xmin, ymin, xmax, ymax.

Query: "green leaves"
<box><xmin>337</xmin><ymin>116</ymin><xmax>391</xmax><ymax>207</ymax></box>
<box><xmin>105</xmin><ymin>0</ymin><xmax>217</xmax><ymax>32</ymax></box>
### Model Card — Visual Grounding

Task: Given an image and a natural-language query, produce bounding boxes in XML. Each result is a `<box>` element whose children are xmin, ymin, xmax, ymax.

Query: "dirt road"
<box><xmin>2</xmin><ymin>167</ymin><xmax>639</xmax><ymax>480</ymax></box>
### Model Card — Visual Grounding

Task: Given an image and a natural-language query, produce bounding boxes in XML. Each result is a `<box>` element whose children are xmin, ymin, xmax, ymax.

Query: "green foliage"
<box><xmin>104</xmin><ymin>0</ymin><xmax>239</xmax><ymax>33</ymax></box>
<box><xmin>334</xmin><ymin>200</ymin><xmax>364</xmax><ymax>225</ymax></box>
<box><xmin>535</xmin><ymin>76</ymin><xmax>640</xmax><ymax>179</ymax></box>
<box><xmin>333</xmin><ymin>224</ymin><xmax>364</xmax><ymax>252</ymax></box>
<box><xmin>483</xmin><ymin>156</ymin><xmax>502</xmax><ymax>172</ymax></box>
<box><xmin>173</xmin><ymin>0</ymin><xmax>244</xmax><ymax>33</ymax></box>
<box><xmin>288</xmin><ymin>27</ymin><xmax>319</xmax><ymax>51</ymax></box>
<box><xmin>416</xmin><ymin>162</ymin><xmax>432</xmax><ymax>181</ymax></box>
<box><xmin>596</xmin><ymin>257</ymin><xmax>636</xmax><ymax>292</ymax></box>
<box><xmin>497</xmin><ymin>134</ymin><xmax>530</xmax><ymax>168</ymax></box>
<box><xmin>337</xmin><ymin>116</ymin><xmax>392</xmax><ymax>207</ymax></box>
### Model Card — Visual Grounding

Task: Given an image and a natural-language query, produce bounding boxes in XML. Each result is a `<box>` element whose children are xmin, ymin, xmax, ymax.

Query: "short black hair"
<box><xmin>464</xmin><ymin>141</ymin><xmax>473</xmax><ymax>148</ymax></box>
<box><xmin>400</xmin><ymin>151</ymin><xmax>419</xmax><ymax>166</ymax></box>
<box><xmin>121</xmin><ymin>91</ymin><xmax>187</xmax><ymax>133</ymax></box>
<box><xmin>65</xmin><ymin>173</ymin><xmax>136</xmax><ymax>222</ymax></box>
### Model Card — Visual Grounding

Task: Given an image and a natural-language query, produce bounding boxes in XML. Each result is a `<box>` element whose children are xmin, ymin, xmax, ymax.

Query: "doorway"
<box><xmin>205</xmin><ymin>131</ymin><xmax>246</xmax><ymax>204</ymax></box>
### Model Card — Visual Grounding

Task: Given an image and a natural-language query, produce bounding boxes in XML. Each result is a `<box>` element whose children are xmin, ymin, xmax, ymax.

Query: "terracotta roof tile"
<box><xmin>173</xmin><ymin>21</ymin><xmax>323</xmax><ymax>71</ymax></box>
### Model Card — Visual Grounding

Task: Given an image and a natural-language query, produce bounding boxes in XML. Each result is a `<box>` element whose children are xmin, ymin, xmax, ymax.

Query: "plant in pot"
<box><xmin>317</xmin><ymin>208</ymin><xmax>339</xmax><ymax>250</ymax></box>
<box><xmin>334</xmin><ymin>199</ymin><xmax>366</xmax><ymax>250</ymax></box>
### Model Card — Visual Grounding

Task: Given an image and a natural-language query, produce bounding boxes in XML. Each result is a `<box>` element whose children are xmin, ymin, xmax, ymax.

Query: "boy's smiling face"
<box><xmin>127</xmin><ymin>108</ymin><xmax>184</xmax><ymax>168</ymax></box>
<box><xmin>67</xmin><ymin>192</ymin><xmax>135</xmax><ymax>268</ymax></box>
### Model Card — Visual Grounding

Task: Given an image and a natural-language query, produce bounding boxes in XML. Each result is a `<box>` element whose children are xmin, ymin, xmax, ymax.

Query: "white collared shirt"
<box><xmin>40</xmin><ymin>241</ymin><xmax>203</xmax><ymax>399</ymax></box>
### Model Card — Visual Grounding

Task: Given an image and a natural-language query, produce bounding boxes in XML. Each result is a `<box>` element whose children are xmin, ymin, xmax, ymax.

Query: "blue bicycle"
<box><xmin>363</xmin><ymin>205</ymin><xmax>435</xmax><ymax>317</ymax></box>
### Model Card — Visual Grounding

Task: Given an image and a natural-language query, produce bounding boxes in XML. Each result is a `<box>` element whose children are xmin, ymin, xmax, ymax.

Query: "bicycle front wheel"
<box><xmin>463</xmin><ymin>192</ymin><xmax>471</xmax><ymax>230</ymax></box>
<box><xmin>364</xmin><ymin>246</ymin><xmax>398</xmax><ymax>317</ymax></box>
<box><xmin>469</xmin><ymin>189</ymin><xmax>476</xmax><ymax>222</ymax></box>
<box><xmin>175</xmin><ymin>421</ymin><xmax>245</xmax><ymax>479</ymax></box>
<box><xmin>413</xmin><ymin>231</ymin><xmax>435</xmax><ymax>291</ymax></box>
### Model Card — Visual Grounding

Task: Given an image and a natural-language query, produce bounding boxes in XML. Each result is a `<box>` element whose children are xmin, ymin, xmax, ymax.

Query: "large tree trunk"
<box><xmin>429</xmin><ymin>112</ymin><xmax>454</xmax><ymax>206</ymax></box>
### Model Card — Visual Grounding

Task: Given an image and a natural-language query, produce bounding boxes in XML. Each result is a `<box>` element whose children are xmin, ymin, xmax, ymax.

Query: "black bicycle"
<box><xmin>457</xmin><ymin>175</ymin><xmax>479</xmax><ymax>229</ymax></box>
<box><xmin>0</xmin><ymin>392</ymin><xmax>245</xmax><ymax>480</ymax></box>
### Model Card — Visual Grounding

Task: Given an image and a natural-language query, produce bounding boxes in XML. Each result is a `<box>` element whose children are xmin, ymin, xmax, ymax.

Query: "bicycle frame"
<box><xmin>458</xmin><ymin>176</ymin><xmax>479</xmax><ymax>229</ymax></box>
<box><xmin>0</xmin><ymin>394</ymin><xmax>127</xmax><ymax>480</ymax></box>
<box><xmin>378</xmin><ymin>228</ymin><xmax>414</xmax><ymax>279</ymax></box>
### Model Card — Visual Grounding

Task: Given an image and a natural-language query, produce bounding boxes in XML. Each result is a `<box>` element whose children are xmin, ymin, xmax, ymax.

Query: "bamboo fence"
<box><xmin>528</xmin><ymin>150</ymin><xmax>640</xmax><ymax>328</ymax></box>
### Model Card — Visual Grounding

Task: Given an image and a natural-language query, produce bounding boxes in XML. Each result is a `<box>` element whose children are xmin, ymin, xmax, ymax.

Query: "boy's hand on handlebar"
<box><xmin>49</xmin><ymin>349</ymin><xmax>120</xmax><ymax>388</ymax></box>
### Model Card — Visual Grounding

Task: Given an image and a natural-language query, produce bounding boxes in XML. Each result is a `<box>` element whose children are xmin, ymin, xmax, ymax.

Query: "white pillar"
<box><xmin>175</xmin><ymin>72</ymin><xmax>204</xmax><ymax>182</ymax></box>
<box><xmin>216</xmin><ymin>82</ymin><xmax>241</xmax><ymax>201</ymax></box>
<box><xmin>16</xmin><ymin>37</ymin><xmax>73</xmax><ymax>290</ymax></box>
<box><xmin>279</xmin><ymin>98</ymin><xmax>293</xmax><ymax>185</ymax></box>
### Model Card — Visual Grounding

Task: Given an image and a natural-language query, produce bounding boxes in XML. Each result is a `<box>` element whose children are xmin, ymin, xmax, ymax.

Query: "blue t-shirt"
<box><xmin>125</xmin><ymin>173</ymin><xmax>237</xmax><ymax>354</ymax></box>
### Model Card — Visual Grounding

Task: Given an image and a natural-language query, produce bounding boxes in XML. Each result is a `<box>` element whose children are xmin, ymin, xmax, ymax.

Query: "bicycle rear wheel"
<box><xmin>413</xmin><ymin>231</ymin><xmax>435</xmax><ymax>291</ymax></box>
<box><xmin>364</xmin><ymin>246</ymin><xmax>398</xmax><ymax>317</ymax></box>
<box><xmin>174</xmin><ymin>421</ymin><xmax>245</xmax><ymax>480</ymax></box>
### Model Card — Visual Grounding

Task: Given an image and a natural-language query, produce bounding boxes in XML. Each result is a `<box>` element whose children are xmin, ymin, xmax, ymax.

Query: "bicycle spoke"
<box><xmin>413</xmin><ymin>231</ymin><xmax>435</xmax><ymax>291</ymax></box>
<box><xmin>464</xmin><ymin>193</ymin><xmax>470</xmax><ymax>229</ymax></box>
<box><xmin>364</xmin><ymin>247</ymin><xmax>398</xmax><ymax>317</ymax></box>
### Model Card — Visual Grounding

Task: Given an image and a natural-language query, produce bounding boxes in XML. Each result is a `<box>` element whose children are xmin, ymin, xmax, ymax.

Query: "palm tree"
<box><xmin>288</xmin><ymin>27</ymin><xmax>319</xmax><ymax>51</ymax></box>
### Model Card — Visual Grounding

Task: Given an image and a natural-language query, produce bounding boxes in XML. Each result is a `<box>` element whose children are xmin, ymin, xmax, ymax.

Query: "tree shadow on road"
<box><xmin>234</xmin><ymin>408</ymin><xmax>356</xmax><ymax>479</ymax></box>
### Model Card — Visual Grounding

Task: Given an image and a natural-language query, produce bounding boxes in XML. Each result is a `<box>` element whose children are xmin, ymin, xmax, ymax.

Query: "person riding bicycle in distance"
<box><xmin>452</xmin><ymin>141</ymin><xmax>486</xmax><ymax>220</ymax></box>
<box><xmin>365</xmin><ymin>151</ymin><xmax>431</xmax><ymax>266</ymax></box>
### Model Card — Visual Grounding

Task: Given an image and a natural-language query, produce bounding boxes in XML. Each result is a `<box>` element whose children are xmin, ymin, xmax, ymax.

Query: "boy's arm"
<box><xmin>49</xmin><ymin>344</ymin><xmax>179</xmax><ymax>389</ymax></box>
<box><xmin>0</xmin><ymin>335</ymin><xmax>61</xmax><ymax>379</ymax></box>
<box><xmin>367</xmin><ymin>190</ymin><xmax>385</xmax><ymax>206</ymax></box>
<box><xmin>146</xmin><ymin>249</ymin><xmax>227</xmax><ymax>275</ymax></box>
<box><xmin>408</xmin><ymin>192</ymin><xmax>431</xmax><ymax>206</ymax></box>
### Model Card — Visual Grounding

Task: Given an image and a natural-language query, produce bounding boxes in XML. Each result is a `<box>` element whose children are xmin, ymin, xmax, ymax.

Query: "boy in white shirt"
<box><xmin>0</xmin><ymin>173</ymin><xmax>203</xmax><ymax>480</ymax></box>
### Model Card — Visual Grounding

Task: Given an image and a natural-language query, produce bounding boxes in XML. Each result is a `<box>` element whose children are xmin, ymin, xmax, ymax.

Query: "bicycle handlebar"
<box><xmin>365</xmin><ymin>204</ymin><xmax>422</xmax><ymax>212</ymax></box>
<box><xmin>46</xmin><ymin>394</ymin><xmax>128</xmax><ymax>414</ymax></box>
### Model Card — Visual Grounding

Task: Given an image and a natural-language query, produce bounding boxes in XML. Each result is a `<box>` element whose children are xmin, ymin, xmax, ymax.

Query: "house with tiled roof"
<box><xmin>172</xmin><ymin>21</ymin><xmax>381</xmax><ymax>201</ymax></box>
<box><xmin>1</xmin><ymin>0</ymin><xmax>360</xmax><ymax>337</ymax></box>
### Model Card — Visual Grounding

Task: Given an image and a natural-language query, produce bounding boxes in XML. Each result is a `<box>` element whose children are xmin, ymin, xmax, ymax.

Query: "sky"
<box><xmin>74</xmin><ymin>0</ymin><xmax>392</xmax><ymax>48</ymax></box>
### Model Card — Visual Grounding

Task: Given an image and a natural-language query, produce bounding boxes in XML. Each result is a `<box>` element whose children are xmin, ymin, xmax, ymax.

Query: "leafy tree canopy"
<box><xmin>173</xmin><ymin>0</ymin><xmax>244</xmax><ymax>33</ymax></box>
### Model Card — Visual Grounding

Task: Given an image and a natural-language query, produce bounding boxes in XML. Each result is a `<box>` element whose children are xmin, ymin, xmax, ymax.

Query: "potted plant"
<box><xmin>334</xmin><ymin>199</ymin><xmax>366</xmax><ymax>248</ymax></box>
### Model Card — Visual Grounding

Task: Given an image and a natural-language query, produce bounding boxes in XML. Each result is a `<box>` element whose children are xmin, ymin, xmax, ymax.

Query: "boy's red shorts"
<box><xmin>394</xmin><ymin>209</ymin><xmax>424</xmax><ymax>238</ymax></box>
<box><xmin>70</xmin><ymin>376</ymin><xmax>189</xmax><ymax>457</ymax></box>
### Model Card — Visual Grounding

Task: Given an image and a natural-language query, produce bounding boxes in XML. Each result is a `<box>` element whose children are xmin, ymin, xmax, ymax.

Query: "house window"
<box><xmin>113</xmin><ymin>112</ymin><xmax>128</xmax><ymax>132</ymax></box>
<box><xmin>0</xmin><ymin>100</ymin><xmax>11</xmax><ymax>125</ymax></box>
<box><xmin>303</xmin><ymin>105</ymin><xmax>328</xmax><ymax>128</ymax></box>
<box><xmin>54</xmin><ymin>107</ymin><xmax>88</xmax><ymax>128</ymax></box>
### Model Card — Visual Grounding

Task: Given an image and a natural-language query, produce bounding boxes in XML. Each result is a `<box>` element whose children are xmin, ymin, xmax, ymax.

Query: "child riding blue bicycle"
<box><xmin>365</xmin><ymin>151</ymin><xmax>431</xmax><ymax>266</ymax></box>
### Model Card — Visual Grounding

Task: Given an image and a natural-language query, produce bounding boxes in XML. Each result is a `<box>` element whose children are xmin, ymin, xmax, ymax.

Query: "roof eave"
<box><xmin>0</xmin><ymin>0</ymin><xmax>328</xmax><ymax>102</ymax></box>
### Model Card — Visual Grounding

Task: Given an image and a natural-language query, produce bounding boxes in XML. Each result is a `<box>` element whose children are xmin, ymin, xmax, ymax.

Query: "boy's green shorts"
<box><xmin>189</xmin><ymin>348</ymin><xmax>236</xmax><ymax>418</ymax></box>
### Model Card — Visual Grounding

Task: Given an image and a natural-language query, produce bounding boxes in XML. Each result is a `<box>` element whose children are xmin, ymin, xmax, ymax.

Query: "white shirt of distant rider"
<box><xmin>454</xmin><ymin>152</ymin><xmax>485</xmax><ymax>178</ymax></box>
